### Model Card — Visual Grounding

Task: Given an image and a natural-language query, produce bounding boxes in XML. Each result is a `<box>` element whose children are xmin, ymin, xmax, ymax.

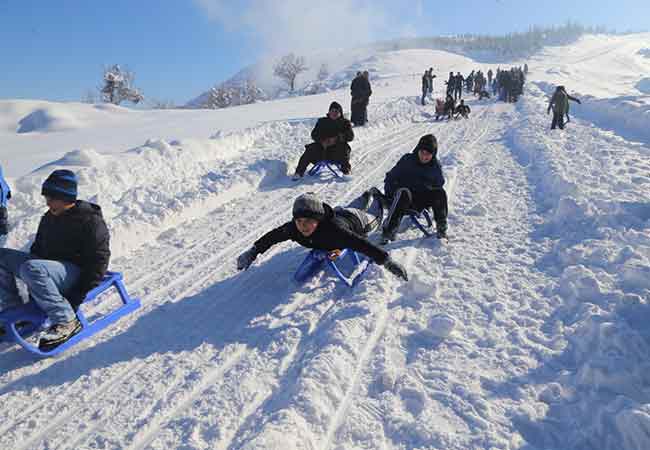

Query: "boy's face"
<box><xmin>327</xmin><ymin>108</ymin><xmax>341</xmax><ymax>120</ymax></box>
<box><xmin>295</xmin><ymin>217</ymin><xmax>319</xmax><ymax>236</ymax></box>
<box><xmin>418</xmin><ymin>149</ymin><xmax>433</xmax><ymax>164</ymax></box>
<box><xmin>45</xmin><ymin>196</ymin><xmax>74</xmax><ymax>216</ymax></box>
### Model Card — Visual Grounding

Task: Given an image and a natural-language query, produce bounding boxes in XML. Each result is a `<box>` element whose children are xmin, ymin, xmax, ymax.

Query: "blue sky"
<box><xmin>0</xmin><ymin>0</ymin><xmax>647</xmax><ymax>105</ymax></box>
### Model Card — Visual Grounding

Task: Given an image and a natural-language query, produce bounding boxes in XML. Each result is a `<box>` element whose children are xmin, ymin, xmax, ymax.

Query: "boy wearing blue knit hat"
<box><xmin>0</xmin><ymin>169</ymin><xmax>111</xmax><ymax>350</ymax></box>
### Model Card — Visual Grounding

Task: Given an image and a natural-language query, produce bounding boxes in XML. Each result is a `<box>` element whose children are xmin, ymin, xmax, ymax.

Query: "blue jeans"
<box><xmin>0</xmin><ymin>249</ymin><xmax>79</xmax><ymax>324</ymax></box>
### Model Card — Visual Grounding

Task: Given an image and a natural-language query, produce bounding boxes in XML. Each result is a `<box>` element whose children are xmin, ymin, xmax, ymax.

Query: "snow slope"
<box><xmin>2</xmin><ymin>33</ymin><xmax>650</xmax><ymax>450</ymax></box>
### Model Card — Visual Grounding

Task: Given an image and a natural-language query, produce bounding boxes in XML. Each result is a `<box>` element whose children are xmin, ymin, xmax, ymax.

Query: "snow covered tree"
<box><xmin>238</xmin><ymin>79</ymin><xmax>266</xmax><ymax>104</ymax></box>
<box><xmin>273</xmin><ymin>53</ymin><xmax>308</xmax><ymax>93</ymax></box>
<box><xmin>205</xmin><ymin>86</ymin><xmax>232</xmax><ymax>109</ymax></box>
<box><xmin>100</xmin><ymin>64</ymin><xmax>144</xmax><ymax>105</ymax></box>
<box><xmin>317</xmin><ymin>63</ymin><xmax>329</xmax><ymax>82</ymax></box>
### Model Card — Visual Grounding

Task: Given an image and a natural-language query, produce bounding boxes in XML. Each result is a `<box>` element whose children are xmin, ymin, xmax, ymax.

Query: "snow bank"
<box><xmin>509</xmin><ymin>82</ymin><xmax>650</xmax><ymax>450</ymax></box>
<box><xmin>17</xmin><ymin>107</ymin><xmax>81</xmax><ymax>133</ymax></box>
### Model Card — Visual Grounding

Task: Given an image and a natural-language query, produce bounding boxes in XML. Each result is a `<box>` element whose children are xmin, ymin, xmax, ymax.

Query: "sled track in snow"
<box><xmin>321</xmin><ymin>107</ymin><xmax>494</xmax><ymax>450</ymax></box>
<box><xmin>108</xmin><ymin>108</ymin><xmax>492</xmax><ymax>450</ymax></box>
<box><xmin>0</xmin><ymin>116</ymin><xmax>439</xmax><ymax>449</ymax></box>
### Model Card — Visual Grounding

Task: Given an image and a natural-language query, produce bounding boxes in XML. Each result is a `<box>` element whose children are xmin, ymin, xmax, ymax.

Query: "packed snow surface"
<box><xmin>2</xmin><ymin>33</ymin><xmax>650</xmax><ymax>450</ymax></box>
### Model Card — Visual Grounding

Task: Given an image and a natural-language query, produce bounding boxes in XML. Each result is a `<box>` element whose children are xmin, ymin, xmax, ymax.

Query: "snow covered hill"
<box><xmin>2</xmin><ymin>33</ymin><xmax>650</xmax><ymax>450</ymax></box>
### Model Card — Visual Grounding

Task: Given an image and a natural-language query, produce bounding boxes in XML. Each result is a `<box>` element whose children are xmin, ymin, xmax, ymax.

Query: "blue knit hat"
<box><xmin>42</xmin><ymin>169</ymin><xmax>78</xmax><ymax>202</ymax></box>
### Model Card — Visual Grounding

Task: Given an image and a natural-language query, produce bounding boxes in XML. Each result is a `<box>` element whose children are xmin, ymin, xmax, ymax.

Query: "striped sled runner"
<box><xmin>294</xmin><ymin>249</ymin><xmax>371</xmax><ymax>288</ymax></box>
<box><xmin>0</xmin><ymin>271</ymin><xmax>140</xmax><ymax>357</ymax></box>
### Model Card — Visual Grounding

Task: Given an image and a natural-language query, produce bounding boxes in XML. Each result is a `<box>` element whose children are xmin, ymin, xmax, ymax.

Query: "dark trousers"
<box><xmin>421</xmin><ymin>90</ymin><xmax>427</xmax><ymax>106</ymax></box>
<box><xmin>0</xmin><ymin>206</ymin><xmax>7</xmax><ymax>235</ymax></box>
<box><xmin>454</xmin><ymin>87</ymin><xmax>462</xmax><ymax>101</ymax></box>
<box><xmin>383</xmin><ymin>188</ymin><xmax>448</xmax><ymax>236</ymax></box>
<box><xmin>295</xmin><ymin>142</ymin><xmax>351</xmax><ymax>176</ymax></box>
<box><xmin>551</xmin><ymin>112</ymin><xmax>565</xmax><ymax>130</ymax></box>
<box><xmin>351</xmin><ymin>98</ymin><xmax>367</xmax><ymax>126</ymax></box>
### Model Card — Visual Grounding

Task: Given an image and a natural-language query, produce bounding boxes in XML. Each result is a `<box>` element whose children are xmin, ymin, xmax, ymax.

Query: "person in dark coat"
<box><xmin>377</xmin><ymin>134</ymin><xmax>448</xmax><ymax>243</ymax></box>
<box><xmin>421</xmin><ymin>70</ymin><xmax>430</xmax><ymax>105</ymax></box>
<box><xmin>455</xmin><ymin>99</ymin><xmax>471</xmax><ymax>118</ymax></box>
<box><xmin>236</xmin><ymin>192</ymin><xmax>408</xmax><ymax>281</ymax></box>
<box><xmin>0</xmin><ymin>165</ymin><xmax>11</xmax><ymax>236</ymax></box>
<box><xmin>445</xmin><ymin>72</ymin><xmax>454</xmax><ymax>97</ymax></box>
<box><xmin>443</xmin><ymin>94</ymin><xmax>456</xmax><ymax>120</ymax></box>
<box><xmin>453</xmin><ymin>72</ymin><xmax>464</xmax><ymax>101</ymax></box>
<box><xmin>547</xmin><ymin>86</ymin><xmax>574</xmax><ymax>130</ymax></box>
<box><xmin>293</xmin><ymin>102</ymin><xmax>354</xmax><ymax>179</ymax></box>
<box><xmin>427</xmin><ymin>68</ymin><xmax>435</xmax><ymax>94</ymax></box>
<box><xmin>351</xmin><ymin>71</ymin><xmax>372</xmax><ymax>126</ymax></box>
<box><xmin>0</xmin><ymin>170</ymin><xmax>110</xmax><ymax>350</ymax></box>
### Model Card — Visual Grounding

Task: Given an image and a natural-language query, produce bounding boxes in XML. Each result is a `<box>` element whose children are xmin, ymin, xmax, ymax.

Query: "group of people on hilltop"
<box><xmin>350</xmin><ymin>71</ymin><xmax>372</xmax><ymax>127</ymax></box>
<box><xmin>494</xmin><ymin>66</ymin><xmax>526</xmax><ymax>103</ymax></box>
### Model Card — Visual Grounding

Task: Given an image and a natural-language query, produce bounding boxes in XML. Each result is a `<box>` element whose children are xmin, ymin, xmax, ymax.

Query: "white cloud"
<box><xmin>194</xmin><ymin>0</ymin><xmax>387</xmax><ymax>55</ymax></box>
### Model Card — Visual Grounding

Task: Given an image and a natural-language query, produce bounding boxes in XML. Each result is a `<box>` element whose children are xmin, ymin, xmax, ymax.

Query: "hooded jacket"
<box><xmin>548</xmin><ymin>88</ymin><xmax>569</xmax><ymax>115</ymax></box>
<box><xmin>253</xmin><ymin>203</ymin><xmax>388</xmax><ymax>265</ymax></box>
<box><xmin>30</xmin><ymin>200</ymin><xmax>110</xmax><ymax>306</ymax></box>
<box><xmin>384</xmin><ymin>148</ymin><xmax>445</xmax><ymax>198</ymax></box>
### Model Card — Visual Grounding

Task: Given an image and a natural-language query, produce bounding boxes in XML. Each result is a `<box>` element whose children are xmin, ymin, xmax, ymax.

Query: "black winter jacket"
<box><xmin>384</xmin><ymin>150</ymin><xmax>445</xmax><ymax>198</ymax></box>
<box><xmin>351</xmin><ymin>76</ymin><xmax>372</xmax><ymax>99</ymax></box>
<box><xmin>253</xmin><ymin>204</ymin><xmax>388</xmax><ymax>264</ymax></box>
<box><xmin>311</xmin><ymin>116</ymin><xmax>354</xmax><ymax>145</ymax></box>
<box><xmin>31</xmin><ymin>200</ymin><xmax>110</xmax><ymax>306</ymax></box>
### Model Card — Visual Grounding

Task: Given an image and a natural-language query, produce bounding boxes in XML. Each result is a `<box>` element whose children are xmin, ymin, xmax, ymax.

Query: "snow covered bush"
<box><xmin>100</xmin><ymin>64</ymin><xmax>144</xmax><ymax>105</ymax></box>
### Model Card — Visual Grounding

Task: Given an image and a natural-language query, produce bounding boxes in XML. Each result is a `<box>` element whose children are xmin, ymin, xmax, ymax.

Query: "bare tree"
<box><xmin>100</xmin><ymin>64</ymin><xmax>144</xmax><ymax>105</ymax></box>
<box><xmin>273</xmin><ymin>53</ymin><xmax>308</xmax><ymax>93</ymax></box>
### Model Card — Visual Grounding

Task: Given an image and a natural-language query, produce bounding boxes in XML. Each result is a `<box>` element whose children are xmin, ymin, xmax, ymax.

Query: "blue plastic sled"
<box><xmin>0</xmin><ymin>271</ymin><xmax>141</xmax><ymax>357</ymax></box>
<box><xmin>308</xmin><ymin>161</ymin><xmax>344</xmax><ymax>179</ymax></box>
<box><xmin>407</xmin><ymin>209</ymin><xmax>434</xmax><ymax>237</ymax></box>
<box><xmin>294</xmin><ymin>249</ymin><xmax>371</xmax><ymax>288</ymax></box>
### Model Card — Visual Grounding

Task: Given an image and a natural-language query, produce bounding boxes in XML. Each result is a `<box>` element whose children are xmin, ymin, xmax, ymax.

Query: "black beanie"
<box><xmin>329</xmin><ymin>101</ymin><xmax>343</xmax><ymax>115</ymax></box>
<box><xmin>415</xmin><ymin>134</ymin><xmax>438</xmax><ymax>156</ymax></box>
<box><xmin>42</xmin><ymin>169</ymin><xmax>78</xmax><ymax>202</ymax></box>
<box><xmin>292</xmin><ymin>193</ymin><xmax>326</xmax><ymax>221</ymax></box>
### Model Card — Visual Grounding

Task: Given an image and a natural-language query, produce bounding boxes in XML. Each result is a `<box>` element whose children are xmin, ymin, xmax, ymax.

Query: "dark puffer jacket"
<box><xmin>30</xmin><ymin>200</ymin><xmax>110</xmax><ymax>306</ymax></box>
<box><xmin>384</xmin><ymin>149</ymin><xmax>445</xmax><ymax>198</ymax></box>
<box><xmin>311</xmin><ymin>115</ymin><xmax>354</xmax><ymax>145</ymax></box>
<box><xmin>253</xmin><ymin>204</ymin><xmax>388</xmax><ymax>264</ymax></box>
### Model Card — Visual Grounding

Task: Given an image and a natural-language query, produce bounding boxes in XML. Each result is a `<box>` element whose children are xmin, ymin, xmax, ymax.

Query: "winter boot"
<box><xmin>38</xmin><ymin>318</ymin><xmax>82</xmax><ymax>351</ymax></box>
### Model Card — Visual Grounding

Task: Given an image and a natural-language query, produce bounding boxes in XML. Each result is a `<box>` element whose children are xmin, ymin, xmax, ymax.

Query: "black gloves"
<box><xmin>383</xmin><ymin>257</ymin><xmax>408</xmax><ymax>281</ymax></box>
<box><xmin>237</xmin><ymin>246</ymin><xmax>258</xmax><ymax>270</ymax></box>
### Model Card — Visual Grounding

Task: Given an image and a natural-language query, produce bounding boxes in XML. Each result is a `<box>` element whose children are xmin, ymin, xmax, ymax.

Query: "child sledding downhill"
<box><xmin>367</xmin><ymin>134</ymin><xmax>448</xmax><ymax>244</ymax></box>
<box><xmin>236</xmin><ymin>192</ymin><xmax>408</xmax><ymax>281</ymax></box>
<box><xmin>292</xmin><ymin>102</ymin><xmax>354</xmax><ymax>180</ymax></box>
<box><xmin>0</xmin><ymin>170</ymin><xmax>111</xmax><ymax>350</ymax></box>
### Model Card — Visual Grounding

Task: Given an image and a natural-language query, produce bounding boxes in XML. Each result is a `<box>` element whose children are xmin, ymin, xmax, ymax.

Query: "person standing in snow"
<box><xmin>292</xmin><ymin>102</ymin><xmax>354</xmax><ymax>179</ymax></box>
<box><xmin>487</xmin><ymin>69</ymin><xmax>493</xmax><ymax>88</ymax></box>
<box><xmin>0</xmin><ymin>165</ymin><xmax>11</xmax><ymax>237</ymax></box>
<box><xmin>453</xmin><ymin>72</ymin><xmax>464</xmax><ymax>101</ymax></box>
<box><xmin>350</xmin><ymin>72</ymin><xmax>364</xmax><ymax>126</ymax></box>
<box><xmin>548</xmin><ymin>85</ymin><xmax>580</xmax><ymax>130</ymax></box>
<box><xmin>370</xmin><ymin>134</ymin><xmax>448</xmax><ymax>243</ymax></box>
<box><xmin>0</xmin><ymin>170</ymin><xmax>110</xmax><ymax>350</ymax></box>
<box><xmin>360</xmin><ymin>71</ymin><xmax>372</xmax><ymax>125</ymax></box>
<box><xmin>236</xmin><ymin>192</ymin><xmax>408</xmax><ymax>281</ymax></box>
<box><xmin>427</xmin><ymin>68</ymin><xmax>436</xmax><ymax>95</ymax></box>
<box><xmin>421</xmin><ymin>70</ymin><xmax>430</xmax><ymax>106</ymax></box>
